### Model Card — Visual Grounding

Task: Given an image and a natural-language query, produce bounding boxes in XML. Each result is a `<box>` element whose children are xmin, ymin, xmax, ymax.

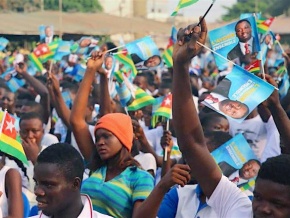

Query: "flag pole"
<box><xmin>196</xmin><ymin>41</ymin><xmax>237</xmax><ymax>66</ymax></box>
<box><xmin>260</xmin><ymin>59</ymin><xmax>266</xmax><ymax>80</ymax></box>
<box><xmin>105</xmin><ymin>45</ymin><xmax>126</xmax><ymax>54</ymax></box>
<box><xmin>196</xmin><ymin>42</ymin><xmax>279</xmax><ymax>90</ymax></box>
<box><xmin>197</xmin><ymin>0</ymin><xmax>216</xmax><ymax>26</ymax></box>
<box><xmin>164</xmin><ymin>119</ymin><xmax>170</xmax><ymax>161</ymax></box>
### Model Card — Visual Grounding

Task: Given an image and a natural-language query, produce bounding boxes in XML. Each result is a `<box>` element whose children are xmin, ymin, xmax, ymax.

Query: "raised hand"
<box><xmin>159</xmin><ymin>164</ymin><xmax>191</xmax><ymax>189</ymax></box>
<box><xmin>132</xmin><ymin>119</ymin><xmax>146</xmax><ymax>140</ymax></box>
<box><xmin>259</xmin><ymin>74</ymin><xmax>279</xmax><ymax>108</ymax></box>
<box><xmin>47</xmin><ymin>72</ymin><xmax>61</xmax><ymax>94</ymax></box>
<box><xmin>173</xmin><ymin>17</ymin><xmax>207</xmax><ymax>65</ymax></box>
<box><xmin>87</xmin><ymin>51</ymin><xmax>105</xmax><ymax>72</ymax></box>
<box><xmin>15</xmin><ymin>62</ymin><xmax>27</xmax><ymax>75</ymax></box>
<box><xmin>160</xmin><ymin>130</ymin><xmax>174</xmax><ymax>153</ymax></box>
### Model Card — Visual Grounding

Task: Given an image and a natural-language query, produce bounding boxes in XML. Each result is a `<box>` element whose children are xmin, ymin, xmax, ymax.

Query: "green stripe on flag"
<box><xmin>162</xmin><ymin>46</ymin><xmax>173</xmax><ymax>67</ymax></box>
<box><xmin>154</xmin><ymin>107</ymin><xmax>171</xmax><ymax>118</ymax></box>
<box><xmin>28</xmin><ymin>53</ymin><xmax>44</xmax><ymax>72</ymax></box>
<box><xmin>171</xmin><ymin>0</ymin><xmax>199</xmax><ymax>16</ymax></box>
<box><xmin>114</xmin><ymin>53</ymin><xmax>137</xmax><ymax>78</ymax></box>
<box><xmin>0</xmin><ymin>139</ymin><xmax>28</xmax><ymax>165</ymax></box>
<box><xmin>114</xmin><ymin>70</ymin><xmax>124</xmax><ymax>83</ymax></box>
<box><xmin>127</xmin><ymin>88</ymin><xmax>155</xmax><ymax>111</ymax></box>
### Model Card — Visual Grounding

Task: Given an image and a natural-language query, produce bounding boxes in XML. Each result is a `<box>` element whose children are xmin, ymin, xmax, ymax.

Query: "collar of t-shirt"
<box><xmin>239</xmin><ymin>37</ymin><xmax>254</xmax><ymax>55</ymax></box>
<box><xmin>195</xmin><ymin>185</ymin><xmax>208</xmax><ymax>214</ymax></box>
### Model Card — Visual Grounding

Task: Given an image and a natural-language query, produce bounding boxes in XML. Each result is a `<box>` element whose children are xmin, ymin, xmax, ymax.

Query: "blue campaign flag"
<box><xmin>61</xmin><ymin>90</ymin><xmax>72</xmax><ymax>108</ymax></box>
<box><xmin>0</xmin><ymin>37</ymin><xmax>9</xmax><ymax>51</ymax></box>
<box><xmin>211</xmin><ymin>133</ymin><xmax>257</xmax><ymax>170</ymax></box>
<box><xmin>39</xmin><ymin>25</ymin><xmax>54</xmax><ymax>43</ymax></box>
<box><xmin>73</xmin><ymin>64</ymin><xmax>86</xmax><ymax>82</ymax></box>
<box><xmin>278</xmin><ymin>73</ymin><xmax>289</xmax><ymax>100</ymax></box>
<box><xmin>54</xmin><ymin>41</ymin><xmax>72</xmax><ymax>61</ymax></box>
<box><xmin>125</xmin><ymin>36</ymin><xmax>163</xmax><ymax>70</ymax></box>
<box><xmin>116</xmin><ymin>82</ymin><xmax>132</xmax><ymax>107</ymax></box>
<box><xmin>1</xmin><ymin>68</ymin><xmax>25</xmax><ymax>92</ymax></box>
<box><xmin>27</xmin><ymin>65</ymin><xmax>37</xmax><ymax>76</ymax></box>
<box><xmin>273</xmin><ymin>58</ymin><xmax>284</xmax><ymax>68</ymax></box>
<box><xmin>209</xmin><ymin>16</ymin><xmax>260</xmax><ymax>69</ymax></box>
<box><xmin>240</xmin><ymin>12</ymin><xmax>262</xmax><ymax>20</ymax></box>
<box><xmin>202</xmin><ymin>65</ymin><xmax>275</xmax><ymax>123</ymax></box>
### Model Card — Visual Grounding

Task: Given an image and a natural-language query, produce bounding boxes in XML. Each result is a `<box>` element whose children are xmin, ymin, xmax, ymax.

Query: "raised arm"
<box><xmin>15</xmin><ymin>63</ymin><xmax>50</xmax><ymax>124</ymax></box>
<box><xmin>172</xmin><ymin>18</ymin><xmax>221</xmax><ymax>198</ymax></box>
<box><xmin>70</xmin><ymin>52</ymin><xmax>105</xmax><ymax>161</ymax></box>
<box><xmin>262</xmin><ymin>74</ymin><xmax>290</xmax><ymax>153</ymax></box>
<box><xmin>5</xmin><ymin>168</ymin><xmax>24</xmax><ymax>218</ymax></box>
<box><xmin>47</xmin><ymin>72</ymin><xmax>71</xmax><ymax>129</ymax></box>
<box><xmin>98</xmin><ymin>67</ymin><xmax>112</xmax><ymax>116</ymax></box>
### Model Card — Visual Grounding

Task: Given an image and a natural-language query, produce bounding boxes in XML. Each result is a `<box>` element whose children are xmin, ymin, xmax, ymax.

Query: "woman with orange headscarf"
<box><xmin>70</xmin><ymin>51</ymin><xmax>154</xmax><ymax>218</ymax></box>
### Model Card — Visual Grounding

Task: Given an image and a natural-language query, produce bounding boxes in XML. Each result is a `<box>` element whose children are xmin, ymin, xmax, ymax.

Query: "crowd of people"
<box><xmin>0</xmin><ymin>15</ymin><xmax>289</xmax><ymax>218</ymax></box>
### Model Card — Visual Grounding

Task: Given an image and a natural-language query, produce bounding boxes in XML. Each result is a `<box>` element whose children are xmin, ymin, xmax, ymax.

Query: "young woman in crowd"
<box><xmin>70</xmin><ymin>52</ymin><xmax>155</xmax><ymax>218</ymax></box>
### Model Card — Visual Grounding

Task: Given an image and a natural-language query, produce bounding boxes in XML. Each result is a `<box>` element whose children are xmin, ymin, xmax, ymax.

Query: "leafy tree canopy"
<box><xmin>222</xmin><ymin>0</ymin><xmax>290</xmax><ymax>21</ymax></box>
<box><xmin>0</xmin><ymin>0</ymin><xmax>103</xmax><ymax>13</ymax></box>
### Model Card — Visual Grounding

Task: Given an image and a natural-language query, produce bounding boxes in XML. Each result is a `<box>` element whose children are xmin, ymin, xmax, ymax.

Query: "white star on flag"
<box><xmin>42</xmin><ymin>46</ymin><xmax>48</xmax><ymax>53</ymax></box>
<box><xmin>35</xmin><ymin>50</ymin><xmax>40</xmax><ymax>56</ymax></box>
<box><xmin>164</xmin><ymin>98</ymin><xmax>171</xmax><ymax>105</ymax></box>
<box><xmin>264</xmin><ymin>19</ymin><xmax>272</xmax><ymax>25</ymax></box>
<box><xmin>5</xmin><ymin>120</ymin><xmax>14</xmax><ymax>133</ymax></box>
<box><xmin>247</xmin><ymin>64</ymin><xmax>255</xmax><ymax>69</ymax></box>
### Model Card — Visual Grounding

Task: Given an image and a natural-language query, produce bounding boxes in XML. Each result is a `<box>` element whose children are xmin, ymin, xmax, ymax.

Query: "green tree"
<box><xmin>44</xmin><ymin>0</ymin><xmax>103</xmax><ymax>12</ymax></box>
<box><xmin>222</xmin><ymin>0</ymin><xmax>290</xmax><ymax>21</ymax></box>
<box><xmin>266</xmin><ymin>0</ymin><xmax>290</xmax><ymax>16</ymax></box>
<box><xmin>0</xmin><ymin>0</ymin><xmax>103</xmax><ymax>13</ymax></box>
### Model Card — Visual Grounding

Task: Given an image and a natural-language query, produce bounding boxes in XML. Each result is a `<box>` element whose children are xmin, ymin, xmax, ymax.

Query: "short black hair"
<box><xmin>200</xmin><ymin>112</ymin><xmax>227</xmax><ymax>129</ymax></box>
<box><xmin>235</xmin><ymin>19</ymin><xmax>252</xmax><ymax>32</ymax></box>
<box><xmin>204</xmin><ymin>131</ymin><xmax>233</xmax><ymax>152</ymax></box>
<box><xmin>22</xmin><ymin>100</ymin><xmax>42</xmax><ymax>111</ymax></box>
<box><xmin>19</xmin><ymin>112</ymin><xmax>44</xmax><ymax>126</ymax></box>
<box><xmin>61</xmin><ymin>81</ymin><xmax>79</xmax><ymax>94</ymax></box>
<box><xmin>37</xmin><ymin>143</ymin><xmax>85</xmax><ymax>181</ymax></box>
<box><xmin>257</xmin><ymin>154</ymin><xmax>290</xmax><ymax>186</ymax></box>
<box><xmin>246</xmin><ymin>159</ymin><xmax>261</xmax><ymax>166</ymax></box>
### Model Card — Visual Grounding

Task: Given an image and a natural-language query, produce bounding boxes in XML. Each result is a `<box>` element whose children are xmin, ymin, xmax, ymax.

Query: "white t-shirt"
<box><xmin>134</xmin><ymin>152</ymin><xmax>157</xmax><ymax>176</ymax></box>
<box><xmin>145</xmin><ymin>126</ymin><xmax>181</xmax><ymax>184</ymax></box>
<box><xmin>228</xmin><ymin>114</ymin><xmax>280</xmax><ymax>161</ymax></box>
<box><xmin>70</xmin><ymin>125</ymin><xmax>95</xmax><ymax>158</ymax></box>
<box><xmin>206</xmin><ymin>175</ymin><xmax>253</xmax><ymax>217</ymax></box>
<box><xmin>41</xmin><ymin>133</ymin><xmax>59</xmax><ymax>147</ymax></box>
<box><xmin>29</xmin><ymin>194</ymin><xmax>112</xmax><ymax>218</ymax></box>
<box><xmin>164</xmin><ymin>176</ymin><xmax>252</xmax><ymax>218</ymax></box>
<box><xmin>0</xmin><ymin>166</ymin><xmax>10</xmax><ymax>217</ymax></box>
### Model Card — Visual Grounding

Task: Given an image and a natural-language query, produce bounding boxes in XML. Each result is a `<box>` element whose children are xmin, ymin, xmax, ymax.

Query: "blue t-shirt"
<box><xmin>81</xmin><ymin>166</ymin><xmax>154</xmax><ymax>218</ymax></box>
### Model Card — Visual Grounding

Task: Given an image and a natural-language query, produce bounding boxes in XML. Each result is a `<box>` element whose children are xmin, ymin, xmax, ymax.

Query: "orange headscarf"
<box><xmin>94</xmin><ymin>113</ymin><xmax>133</xmax><ymax>151</ymax></box>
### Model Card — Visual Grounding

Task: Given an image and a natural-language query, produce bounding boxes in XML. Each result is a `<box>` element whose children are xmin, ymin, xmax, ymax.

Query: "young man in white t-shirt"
<box><xmin>169</xmin><ymin>17</ymin><xmax>290</xmax><ymax>218</ymax></box>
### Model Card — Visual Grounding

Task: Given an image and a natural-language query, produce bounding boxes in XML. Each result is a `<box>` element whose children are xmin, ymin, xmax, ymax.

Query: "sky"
<box><xmin>148</xmin><ymin>0</ymin><xmax>237</xmax><ymax>23</ymax></box>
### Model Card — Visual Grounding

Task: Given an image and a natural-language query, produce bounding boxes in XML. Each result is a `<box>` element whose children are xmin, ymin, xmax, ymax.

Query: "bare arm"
<box><xmin>132</xmin><ymin>164</ymin><xmax>190</xmax><ymax>218</ymax></box>
<box><xmin>47</xmin><ymin>73</ymin><xmax>71</xmax><ymax>129</ymax></box>
<box><xmin>172</xmin><ymin>18</ymin><xmax>221</xmax><ymax>198</ymax></box>
<box><xmin>133</xmin><ymin>121</ymin><xmax>176</xmax><ymax>168</ymax></box>
<box><xmin>98</xmin><ymin>68</ymin><xmax>112</xmax><ymax>116</ymax></box>
<box><xmin>262</xmin><ymin>74</ymin><xmax>290</xmax><ymax>153</ymax></box>
<box><xmin>15</xmin><ymin>63</ymin><xmax>50</xmax><ymax>124</ymax></box>
<box><xmin>5</xmin><ymin>168</ymin><xmax>24</xmax><ymax>218</ymax></box>
<box><xmin>70</xmin><ymin>52</ymin><xmax>105</xmax><ymax>161</ymax></box>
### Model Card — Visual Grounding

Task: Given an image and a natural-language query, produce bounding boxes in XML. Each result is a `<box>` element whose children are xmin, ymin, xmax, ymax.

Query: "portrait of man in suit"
<box><xmin>131</xmin><ymin>53</ymin><xmax>162</xmax><ymax>70</ymax></box>
<box><xmin>227</xmin><ymin>19</ymin><xmax>259</xmax><ymax>66</ymax></box>
<box><xmin>218</xmin><ymin>159</ymin><xmax>261</xmax><ymax>187</ymax></box>
<box><xmin>204</xmin><ymin>78</ymin><xmax>249</xmax><ymax>119</ymax></box>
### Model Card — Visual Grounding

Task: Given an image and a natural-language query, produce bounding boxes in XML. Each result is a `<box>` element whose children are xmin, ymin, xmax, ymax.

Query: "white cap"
<box><xmin>14</xmin><ymin>53</ymin><xmax>24</xmax><ymax>65</ymax></box>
